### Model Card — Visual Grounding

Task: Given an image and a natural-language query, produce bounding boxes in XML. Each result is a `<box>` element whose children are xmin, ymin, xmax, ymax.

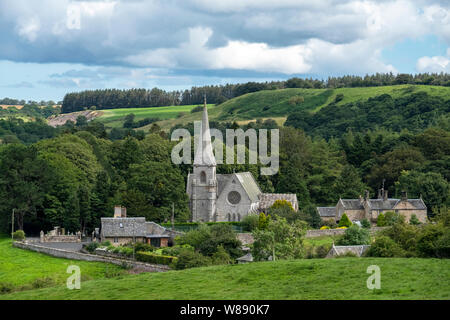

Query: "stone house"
<box><xmin>100</xmin><ymin>214</ymin><xmax>172</xmax><ymax>247</ymax></box>
<box><xmin>187</xmin><ymin>99</ymin><xmax>298</xmax><ymax>222</ymax></box>
<box><xmin>317</xmin><ymin>189</ymin><xmax>427</xmax><ymax>224</ymax></box>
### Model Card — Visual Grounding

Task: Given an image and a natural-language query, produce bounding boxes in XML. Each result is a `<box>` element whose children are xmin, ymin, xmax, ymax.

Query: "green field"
<box><xmin>214</xmin><ymin>84</ymin><xmax>450</xmax><ymax>121</ymax></box>
<box><xmin>97</xmin><ymin>104</ymin><xmax>216</xmax><ymax>129</ymax></box>
<box><xmin>2</xmin><ymin>256</ymin><xmax>449</xmax><ymax>300</ymax></box>
<box><xmin>0</xmin><ymin>238</ymin><xmax>125</xmax><ymax>293</ymax></box>
<box><xmin>90</xmin><ymin>85</ymin><xmax>449</xmax><ymax>131</ymax></box>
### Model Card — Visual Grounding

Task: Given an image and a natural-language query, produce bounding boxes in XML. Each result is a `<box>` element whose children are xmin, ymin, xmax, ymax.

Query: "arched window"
<box><xmin>237</xmin><ymin>213</ymin><xmax>241</xmax><ymax>222</ymax></box>
<box><xmin>200</xmin><ymin>171</ymin><xmax>206</xmax><ymax>183</ymax></box>
<box><xmin>227</xmin><ymin>213</ymin><xmax>231</xmax><ymax>222</ymax></box>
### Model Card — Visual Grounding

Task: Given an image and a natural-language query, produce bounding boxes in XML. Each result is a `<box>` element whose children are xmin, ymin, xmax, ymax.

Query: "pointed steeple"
<box><xmin>194</xmin><ymin>95</ymin><xmax>216</xmax><ymax>166</ymax></box>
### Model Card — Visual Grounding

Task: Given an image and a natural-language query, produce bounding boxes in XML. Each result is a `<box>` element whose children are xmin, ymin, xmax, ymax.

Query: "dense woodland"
<box><xmin>0</xmin><ymin>78</ymin><xmax>449</xmax><ymax>237</ymax></box>
<box><xmin>61</xmin><ymin>73</ymin><xmax>450</xmax><ymax>113</ymax></box>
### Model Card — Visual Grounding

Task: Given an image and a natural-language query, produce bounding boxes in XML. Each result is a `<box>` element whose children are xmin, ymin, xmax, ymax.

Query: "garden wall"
<box><xmin>13</xmin><ymin>241</ymin><xmax>170</xmax><ymax>272</ymax></box>
<box><xmin>306</xmin><ymin>227</ymin><xmax>387</xmax><ymax>238</ymax></box>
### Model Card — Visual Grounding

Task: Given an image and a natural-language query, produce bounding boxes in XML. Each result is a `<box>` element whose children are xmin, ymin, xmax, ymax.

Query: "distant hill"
<box><xmin>57</xmin><ymin>85</ymin><xmax>449</xmax><ymax>133</ymax></box>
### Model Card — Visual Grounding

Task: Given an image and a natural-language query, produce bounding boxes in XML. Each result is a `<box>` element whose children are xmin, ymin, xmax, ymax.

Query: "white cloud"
<box><xmin>416</xmin><ymin>49</ymin><xmax>450</xmax><ymax>72</ymax></box>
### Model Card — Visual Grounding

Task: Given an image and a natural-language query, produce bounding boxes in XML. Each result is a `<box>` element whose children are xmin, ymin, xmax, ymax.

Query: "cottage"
<box><xmin>100</xmin><ymin>208</ymin><xmax>173</xmax><ymax>247</ymax></box>
<box><xmin>317</xmin><ymin>189</ymin><xmax>427</xmax><ymax>224</ymax></box>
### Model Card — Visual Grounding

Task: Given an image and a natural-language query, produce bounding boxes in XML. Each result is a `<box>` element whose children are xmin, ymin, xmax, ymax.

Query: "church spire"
<box><xmin>194</xmin><ymin>95</ymin><xmax>216</xmax><ymax>166</ymax></box>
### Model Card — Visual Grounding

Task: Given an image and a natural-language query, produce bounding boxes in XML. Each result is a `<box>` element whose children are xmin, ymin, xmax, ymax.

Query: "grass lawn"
<box><xmin>2</xmin><ymin>257</ymin><xmax>449</xmax><ymax>300</ymax></box>
<box><xmin>304</xmin><ymin>235</ymin><xmax>339</xmax><ymax>247</ymax></box>
<box><xmin>0</xmin><ymin>238</ymin><xmax>125</xmax><ymax>293</ymax></box>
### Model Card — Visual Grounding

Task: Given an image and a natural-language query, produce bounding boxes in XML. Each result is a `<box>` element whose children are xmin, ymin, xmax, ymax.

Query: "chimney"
<box><xmin>114</xmin><ymin>206</ymin><xmax>126</xmax><ymax>218</ymax></box>
<box><xmin>401</xmin><ymin>191</ymin><xmax>407</xmax><ymax>201</ymax></box>
<box><xmin>377</xmin><ymin>189</ymin><xmax>382</xmax><ymax>199</ymax></box>
<box><xmin>359</xmin><ymin>195</ymin><xmax>363</xmax><ymax>204</ymax></box>
<box><xmin>383</xmin><ymin>190</ymin><xmax>388</xmax><ymax>201</ymax></box>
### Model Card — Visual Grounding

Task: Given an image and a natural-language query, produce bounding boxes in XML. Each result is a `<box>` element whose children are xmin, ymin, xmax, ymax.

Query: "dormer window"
<box><xmin>119</xmin><ymin>223</ymin><xmax>124</xmax><ymax>228</ymax></box>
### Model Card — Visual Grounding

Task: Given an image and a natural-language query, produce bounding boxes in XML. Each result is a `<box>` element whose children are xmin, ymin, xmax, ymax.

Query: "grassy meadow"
<box><xmin>87</xmin><ymin>84</ymin><xmax>450</xmax><ymax>131</ymax></box>
<box><xmin>1</xmin><ymin>256</ymin><xmax>449</xmax><ymax>300</ymax></box>
<box><xmin>0</xmin><ymin>238</ymin><xmax>125</xmax><ymax>293</ymax></box>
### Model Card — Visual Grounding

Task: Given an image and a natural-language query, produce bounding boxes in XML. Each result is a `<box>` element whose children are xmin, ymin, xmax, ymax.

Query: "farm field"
<box><xmin>1</xmin><ymin>251</ymin><xmax>449</xmax><ymax>300</ymax></box>
<box><xmin>0</xmin><ymin>238</ymin><xmax>125</xmax><ymax>294</ymax></box>
<box><xmin>96</xmin><ymin>104</ymin><xmax>216</xmax><ymax>129</ymax></box>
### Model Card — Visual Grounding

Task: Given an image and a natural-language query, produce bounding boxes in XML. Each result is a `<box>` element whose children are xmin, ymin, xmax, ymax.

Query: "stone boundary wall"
<box><xmin>41</xmin><ymin>235</ymin><xmax>80</xmax><ymax>243</ymax></box>
<box><xmin>13</xmin><ymin>241</ymin><xmax>170</xmax><ymax>272</ymax></box>
<box><xmin>305</xmin><ymin>226</ymin><xmax>387</xmax><ymax>238</ymax></box>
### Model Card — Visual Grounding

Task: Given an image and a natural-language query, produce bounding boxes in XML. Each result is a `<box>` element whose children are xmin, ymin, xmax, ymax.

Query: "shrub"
<box><xmin>258</xmin><ymin>212</ymin><xmax>271</xmax><ymax>230</ymax></box>
<box><xmin>0</xmin><ymin>282</ymin><xmax>14</xmax><ymax>294</ymax></box>
<box><xmin>135</xmin><ymin>251</ymin><xmax>178</xmax><ymax>266</ymax></box>
<box><xmin>190</xmin><ymin>105</ymin><xmax>203</xmax><ymax>113</ymax></box>
<box><xmin>338</xmin><ymin>213</ymin><xmax>352</xmax><ymax>227</ymax></box>
<box><xmin>365</xmin><ymin>236</ymin><xmax>405</xmax><ymax>257</ymax></box>
<box><xmin>321</xmin><ymin>220</ymin><xmax>337</xmax><ymax>229</ymax></box>
<box><xmin>320</xmin><ymin>226</ymin><xmax>330</xmax><ymax>230</ymax></box>
<box><xmin>410</xmin><ymin>214</ymin><xmax>420</xmax><ymax>225</ymax></box>
<box><xmin>361</xmin><ymin>219</ymin><xmax>371</xmax><ymax>229</ymax></box>
<box><xmin>336</xmin><ymin>225</ymin><xmax>370</xmax><ymax>245</ymax></box>
<box><xmin>84</xmin><ymin>242</ymin><xmax>100</xmax><ymax>253</ymax></box>
<box><xmin>334</xmin><ymin>93</ymin><xmax>344</xmax><ymax>102</ymax></box>
<box><xmin>211</xmin><ymin>245</ymin><xmax>232</xmax><ymax>265</ymax></box>
<box><xmin>384</xmin><ymin>211</ymin><xmax>400</xmax><ymax>226</ymax></box>
<box><xmin>241</xmin><ymin>214</ymin><xmax>259</xmax><ymax>232</ymax></box>
<box><xmin>101</xmin><ymin>240</ymin><xmax>111</xmax><ymax>247</ymax></box>
<box><xmin>417</xmin><ymin>224</ymin><xmax>448</xmax><ymax>258</ymax></box>
<box><xmin>12</xmin><ymin>230</ymin><xmax>25</xmax><ymax>240</ymax></box>
<box><xmin>315</xmin><ymin>244</ymin><xmax>331</xmax><ymax>258</ymax></box>
<box><xmin>161</xmin><ymin>244</ymin><xmax>194</xmax><ymax>256</ymax></box>
<box><xmin>134</xmin><ymin>242</ymin><xmax>154</xmax><ymax>252</ymax></box>
<box><xmin>175</xmin><ymin>249</ymin><xmax>212</xmax><ymax>270</ymax></box>
<box><xmin>377</xmin><ymin>213</ymin><xmax>386</xmax><ymax>226</ymax></box>
<box><xmin>382</xmin><ymin>220</ymin><xmax>419</xmax><ymax>255</ymax></box>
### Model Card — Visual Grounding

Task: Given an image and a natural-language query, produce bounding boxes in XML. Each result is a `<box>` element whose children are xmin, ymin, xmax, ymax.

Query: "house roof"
<box><xmin>101</xmin><ymin>217</ymin><xmax>147</xmax><ymax>237</ymax></box>
<box><xmin>340</xmin><ymin>199</ymin><xmax>364</xmax><ymax>210</ymax></box>
<box><xmin>236</xmin><ymin>252</ymin><xmax>253</xmax><ymax>262</ymax></box>
<box><xmin>259</xmin><ymin>193</ymin><xmax>298</xmax><ymax>210</ymax></box>
<box><xmin>317</xmin><ymin>207</ymin><xmax>336</xmax><ymax>217</ymax></box>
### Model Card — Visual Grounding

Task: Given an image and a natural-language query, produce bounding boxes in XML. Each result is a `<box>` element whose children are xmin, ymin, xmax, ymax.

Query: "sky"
<box><xmin>0</xmin><ymin>0</ymin><xmax>449</xmax><ymax>101</ymax></box>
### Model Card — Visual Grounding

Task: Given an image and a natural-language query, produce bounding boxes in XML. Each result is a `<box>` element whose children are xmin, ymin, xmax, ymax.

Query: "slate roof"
<box><xmin>340</xmin><ymin>199</ymin><xmax>364</xmax><ymax>210</ymax></box>
<box><xmin>259</xmin><ymin>193</ymin><xmax>298</xmax><ymax>211</ymax></box>
<box><xmin>145</xmin><ymin>221</ymin><xmax>170</xmax><ymax>237</ymax></box>
<box><xmin>101</xmin><ymin>217</ymin><xmax>147</xmax><ymax>237</ymax></box>
<box><xmin>234</xmin><ymin>172</ymin><xmax>262</xmax><ymax>202</ymax></box>
<box><xmin>317</xmin><ymin>207</ymin><xmax>336</xmax><ymax>217</ymax></box>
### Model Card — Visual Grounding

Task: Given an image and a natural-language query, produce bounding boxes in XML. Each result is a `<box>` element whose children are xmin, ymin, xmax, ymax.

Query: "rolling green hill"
<box><xmin>2</xmin><ymin>256</ymin><xmax>449</xmax><ymax>300</ymax></box>
<box><xmin>84</xmin><ymin>85</ymin><xmax>449</xmax><ymax>131</ymax></box>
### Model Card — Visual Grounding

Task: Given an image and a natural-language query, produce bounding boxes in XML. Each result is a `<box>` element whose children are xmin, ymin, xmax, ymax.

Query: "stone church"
<box><xmin>186</xmin><ymin>101</ymin><xmax>298</xmax><ymax>222</ymax></box>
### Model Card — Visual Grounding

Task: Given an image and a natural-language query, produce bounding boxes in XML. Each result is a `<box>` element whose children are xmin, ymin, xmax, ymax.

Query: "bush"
<box><xmin>241</xmin><ymin>214</ymin><xmax>259</xmax><ymax>232</ymax></box>
<box><xmin>175</xmin><ymin>249</ymin><xmax>212</xmax><ymax>270</ymax></box>
<box><xmin>410</xmin><ymin>214</ymin><xmax>420</xmax><ymax>225</ymax></box>
<box><xmin>161</xmin><ymin>244</ymin><xmax>194</xmax><ymax>256</ymax></box>
<box><xmin>135</xmin><ymin>251</ymin><xmax>178</xmax><ymax>266</ymax></box>
<box><xmin>336</xmin><ymin>225</ymin><xmax>370</xmax><ymax>245</ymax></box>
<box><xmin>211</xmin><ymin>245</ymin><xmax>232</xmax><ymax>265</ymax></box>
<box><xmin>338</xmin><ymin>213</ymin><xmax>352</xmax><ymax>227</ymax></box>
<box><xmin>134</xmin><ymin>242</ymin><xmax>154</xmax><ymax>252</ymax></box>
<box><xmin>382</xmin><ymin>220</ymin><xmax>418</xmax><ymax>255</ymax></box>
<box><xmin>320</xmin><ymin>226</ymin><xmax>330</xmax><ymax>230</ymax></box>
<box><xmin>377</xmin><ymin>213</ymin><xmax>386</xmax><ymax>226</ymax></box>
<box><xmin>321</xmin><ymin>220</ymin><xmax>337</xmax><ymax>229</ymax></box>
<box><xmin>361</xmin><ymin>219</ymin><xmax>371</xmax><ymax>229</ymax></box>
<box><xmin>417</xmin><ymin>224</ymin><xmax>447</xmax><ymax>258</ymax></box>
<box><xmin>0</xmin><ymin>282</ymin><xmax>14</xmax><ymax>294</ymax></box>
<box><xmin>12</xmin><ymin>230</ymin><xmax>25</xmax><ymax>240</ymax></box>
<box><xmin>190</xmin><ymin>105</ymin><xmax>203</xmax><ymax>113</ymax></box>
<box><xmin>365</xmin><ymin>236</ymin><xmax>405</xmax><ymax>257</ymax></box>
<box><xmin>384</xmin><ymin>211</ymin><xmax>400</xmax><ymax>226</ymax></box>
<box><xmin>315</xmin><ymin>244</ymin><xmax>331</xmax><ymax>258</ymax></box>
<box><xmin>84</xmin><ymin>242</ymin><xmax>100</xmax><ymax>253</ymax></box>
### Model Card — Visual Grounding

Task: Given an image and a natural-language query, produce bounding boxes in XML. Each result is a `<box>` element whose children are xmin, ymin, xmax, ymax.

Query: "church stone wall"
<box><xmin>215</xmin><ymin>178</ymin><xmax>254</xmax><ymax>222</ymax></box>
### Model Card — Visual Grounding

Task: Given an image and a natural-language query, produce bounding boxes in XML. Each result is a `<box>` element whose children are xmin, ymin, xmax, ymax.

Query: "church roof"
<box><xmin>235</xmin><ymin>172</ymin><xmax>262</xmax><ymax>202</ymax></box>
<box><xmin>193</xmin><ymin>99</ymin><xmax>216</xmax><ymax>166</ymax></box>
<box><xmin>259</xmin><ymin>193</ymin><xmax>298</xmax><ymax>211</ymax></box>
